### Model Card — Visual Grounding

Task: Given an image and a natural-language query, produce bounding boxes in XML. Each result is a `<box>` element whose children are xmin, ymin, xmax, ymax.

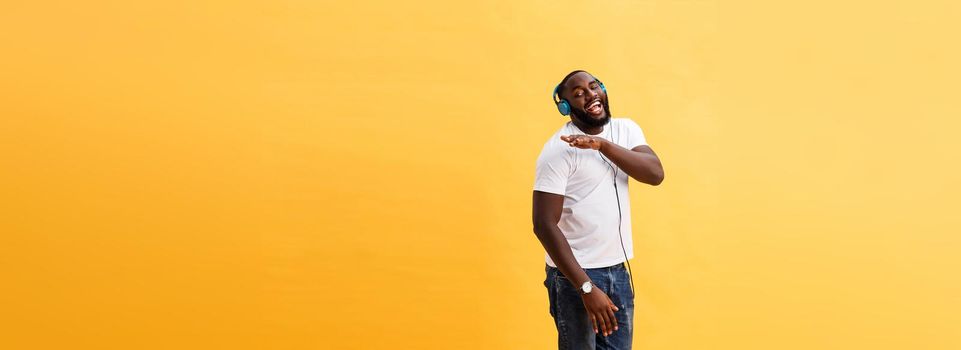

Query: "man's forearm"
<box><xmin>533</xmin><ymin>224</ymin><xmax>590</xmax><ymax>287</ymax></box>
<box><xmin>598</xmin><ymin>140</ymin><xmax>664</xmax><ymax>185</ymax></box>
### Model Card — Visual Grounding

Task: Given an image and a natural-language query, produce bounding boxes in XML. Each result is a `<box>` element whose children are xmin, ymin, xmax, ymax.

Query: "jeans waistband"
<box><xmin>547</xmin><ymin>262</ymin><xmax>625</xmax><ymax>271</ymax></box>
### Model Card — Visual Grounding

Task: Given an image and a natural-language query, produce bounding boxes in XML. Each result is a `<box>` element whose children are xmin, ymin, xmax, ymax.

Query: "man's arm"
<box><xmin>533</xmin><ymin>190</ymin><xmax>619</xmax><ymax>336</ymax></box>
<box><xmin>599</xmin><ymin>143</ymin><xmax>664</xmax><ymax>186</ymax></box>
<box><xmin>532</xmin><ymin>190</ymin><xmax>590</xmax><ymax>287</ymax></box>
<box><xmin>560</xmin><ymin>135</ymin><xmax>665</xmax><ymax>185</ymax></box>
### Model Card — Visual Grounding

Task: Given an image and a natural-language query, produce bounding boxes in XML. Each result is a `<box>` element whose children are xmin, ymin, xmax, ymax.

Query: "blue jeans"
<box><xmin>545</xmin><ymin>263</ymin><xmax>634</xmax><ymax>350</ymax></box>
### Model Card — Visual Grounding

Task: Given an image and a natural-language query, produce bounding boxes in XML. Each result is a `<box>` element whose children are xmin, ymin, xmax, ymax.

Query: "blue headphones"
<box><xmin>552</xmin><ymin>77</ymin><xmax>606</xmax><ymax>116</ymax></box>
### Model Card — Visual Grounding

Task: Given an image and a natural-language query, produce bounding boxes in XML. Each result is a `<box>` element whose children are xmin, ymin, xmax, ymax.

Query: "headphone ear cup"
<box><xmin>557</xmin><ymin>100</ymin><xmax>571</xmax><ymax>115</ymax></box>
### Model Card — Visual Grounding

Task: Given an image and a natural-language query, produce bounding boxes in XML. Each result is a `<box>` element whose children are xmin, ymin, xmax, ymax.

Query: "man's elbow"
<box><xmin>638</xmin><ymin>168</ymin><xmax>664</xmax><ymax>186</ymax></box>
<box><xmin>532</xmin><ymin>221</ymin><xmax>548</xmax><ymax>236</ymax></box>
<box><xmin>650</xmin><ymin>169</ymin><xmax>665</xmax><ymax>186</ymax></box>
<box><xmin>532</xmin><ymin>219</ymin><xmax>556</xmax><ymax>236</ymax></box>
<box><xmin>630</xmin><ymin>170</ymin><xmax>664</xmax><ymax>186</ymax></box>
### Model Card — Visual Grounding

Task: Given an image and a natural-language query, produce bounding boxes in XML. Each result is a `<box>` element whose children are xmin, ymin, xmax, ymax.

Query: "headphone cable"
<box><xmin>599</xmin><ymin>122</ymin><xmax>636</xmax><ymax>297</ymax></box>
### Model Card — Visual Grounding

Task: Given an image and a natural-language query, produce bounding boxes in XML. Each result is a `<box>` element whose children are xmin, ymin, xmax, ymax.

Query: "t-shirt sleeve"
<box><xmin>533</xmin><ymin>146</ymin><xmax>572</xmax><ymax>196</ymax></box>
<box><xmin>624</xmin><ymin>119</ymin><xmax>648</xmax><ymax>150</ymax></box>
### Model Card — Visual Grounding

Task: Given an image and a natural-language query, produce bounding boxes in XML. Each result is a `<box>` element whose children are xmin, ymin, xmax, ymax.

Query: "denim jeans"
<box><xmin>544</xmin><ymin>263</ymin><xmax>634</xmax><ymax>350</ymax></box>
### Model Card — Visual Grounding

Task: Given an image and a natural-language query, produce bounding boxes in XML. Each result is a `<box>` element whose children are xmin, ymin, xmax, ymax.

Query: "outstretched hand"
<box><xmin>560</xmin><ymin>135</ymin><xmax>603</xmax><ymax>150</ymax></box>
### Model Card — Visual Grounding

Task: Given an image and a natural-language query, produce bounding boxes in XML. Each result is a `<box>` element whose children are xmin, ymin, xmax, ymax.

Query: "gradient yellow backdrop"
<box><xmin>2</xmin><ymin>1</ymin><xmax>960</xmax><ymax>349</ymax></box>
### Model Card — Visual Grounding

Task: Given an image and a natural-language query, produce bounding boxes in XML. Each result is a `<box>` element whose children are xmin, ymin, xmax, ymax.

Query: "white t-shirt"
<box><xmin>533</xmin><ymin>118</ymin><xmax>648</xmax><ymax>268</ymax></box>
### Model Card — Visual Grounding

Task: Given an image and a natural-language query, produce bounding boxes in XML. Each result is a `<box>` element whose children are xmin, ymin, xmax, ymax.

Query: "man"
<box><xmin>533</xmin><ymin>70</ymin><xmax>665</xmax><ymax>349</ymax></box>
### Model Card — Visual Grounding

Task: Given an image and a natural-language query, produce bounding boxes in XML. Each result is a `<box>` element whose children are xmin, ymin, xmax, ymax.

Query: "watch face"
<box><xmin>582</xmin><ymin>282</ymin><xmax>592</xmax><ymax>293</ymax></box>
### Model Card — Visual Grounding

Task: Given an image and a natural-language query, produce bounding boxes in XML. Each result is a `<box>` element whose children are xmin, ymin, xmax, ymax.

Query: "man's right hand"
<box><xmin>581</xmin><ymin>284</ymin><xmax>619</xmax><ymax>336</ymax></box>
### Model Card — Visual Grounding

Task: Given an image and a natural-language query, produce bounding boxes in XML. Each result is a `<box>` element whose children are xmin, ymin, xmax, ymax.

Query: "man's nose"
<box><xmin>586</xmin><ymin>88</ymin><xmax>598</xmax><ymax>99</ymax></box>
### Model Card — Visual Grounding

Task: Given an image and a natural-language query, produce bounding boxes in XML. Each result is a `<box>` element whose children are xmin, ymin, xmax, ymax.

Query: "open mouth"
<box><xmin>586</xmin><ymin>99</ymin><xmax>603</xmax><ymax>116</ymax></box>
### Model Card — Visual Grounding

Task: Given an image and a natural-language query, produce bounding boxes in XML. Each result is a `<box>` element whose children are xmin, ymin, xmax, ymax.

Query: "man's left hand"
<box><xmin>560</xmin><ymin>135</ymin><xmax>604</xmax><ymax>150</ymax></box>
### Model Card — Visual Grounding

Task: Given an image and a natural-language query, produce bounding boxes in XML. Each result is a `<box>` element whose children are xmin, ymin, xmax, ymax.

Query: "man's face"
<box><xmin>561</xmin><ymin>72</ymin><xmax>610</xmax><ymax>127</ymax></box>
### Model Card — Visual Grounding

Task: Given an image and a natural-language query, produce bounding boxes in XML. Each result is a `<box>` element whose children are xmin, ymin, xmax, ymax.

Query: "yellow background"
<box><xmin>2</xmin><ymin>1</ymin><xmax>960</xmax><ymax>349</ymax></box>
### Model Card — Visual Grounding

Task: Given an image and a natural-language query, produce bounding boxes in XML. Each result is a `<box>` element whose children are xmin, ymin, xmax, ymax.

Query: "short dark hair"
<box><xmin>556</xmin><ymin>70</ymin><xmax>591</xmax><ymax>98</ymax></box>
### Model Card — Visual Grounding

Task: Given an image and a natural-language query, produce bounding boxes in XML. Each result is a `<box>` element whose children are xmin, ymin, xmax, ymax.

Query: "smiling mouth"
<box><xmin>586</xmin><ymin>99</ymin><xmax>603</xmax><ymax>116</ymax></box>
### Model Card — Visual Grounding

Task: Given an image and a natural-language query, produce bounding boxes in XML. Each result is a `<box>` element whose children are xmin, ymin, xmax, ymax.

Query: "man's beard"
<box><xmin>571</xmin><ymin>100</ymin><xmax>611</xmax><ymax>128</ymax></box>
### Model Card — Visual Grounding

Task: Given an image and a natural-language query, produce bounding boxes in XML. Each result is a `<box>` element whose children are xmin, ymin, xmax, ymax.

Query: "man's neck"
<box><xmin>570</xmin><ymin>118</ymin><xmax>605</xmax><ymax>135</ymax></box>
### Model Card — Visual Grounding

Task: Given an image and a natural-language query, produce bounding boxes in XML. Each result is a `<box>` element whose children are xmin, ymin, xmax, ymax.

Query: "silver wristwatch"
<box><xmin>580</xmin><ymin>281</ymin><xmax>593</xmax><ymax>294</ymax></box>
